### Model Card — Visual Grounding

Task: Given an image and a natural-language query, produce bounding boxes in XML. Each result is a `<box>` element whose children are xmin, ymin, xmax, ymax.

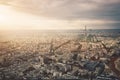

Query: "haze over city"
<box><xmin>0</xmin><ymin>1</ymin><xmax>120</xmax><ymax>80</ymax></box>
<box><xmin>0</xmin><ymin>0</ymin><xmax>120</xmax><ymax>30</ymax></box>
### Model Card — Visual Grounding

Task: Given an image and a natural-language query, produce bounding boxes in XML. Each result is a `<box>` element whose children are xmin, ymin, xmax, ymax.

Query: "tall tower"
<box><xmin>85</xmin><ymin>25</ymin><xmax>87</xmax><ymax>42</ymax></box>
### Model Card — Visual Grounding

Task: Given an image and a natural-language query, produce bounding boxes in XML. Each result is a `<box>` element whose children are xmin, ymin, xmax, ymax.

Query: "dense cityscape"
<box><xmin>0</xmin><ymin>29</ymin><xmax>120</xmax><ymax>80</ymax></box>
<box><xmin>0</xmin><ymin>0</ymin><xmax>120</xmax><ymax>80</ymax></box>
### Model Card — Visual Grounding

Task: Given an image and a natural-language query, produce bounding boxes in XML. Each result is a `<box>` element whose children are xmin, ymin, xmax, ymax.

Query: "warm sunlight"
<box><xmin>0</xmin><ymin>4</ymin><xmax>111</xmax><ymax>30</ymax></box>
<box><xmin>0</xmin><ymin>5</ymin><xmax>11</xmax><ymax>22</ymax></box>
<box><xmin>0</xmin><ymin>4</ymin><xmax>75</xmax><ymax>30</ymax></box>
<box><xmin>0</xmin><ymin>4</ymin><xmax>109</xmax><ymax>30</ymax></box>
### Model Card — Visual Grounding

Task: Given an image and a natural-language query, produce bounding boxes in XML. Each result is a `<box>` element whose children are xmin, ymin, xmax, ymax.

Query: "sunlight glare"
<box><xmin>0</xmin><ymin>5</ymin><xmax>11</xmax><ymax>22</ymax></box>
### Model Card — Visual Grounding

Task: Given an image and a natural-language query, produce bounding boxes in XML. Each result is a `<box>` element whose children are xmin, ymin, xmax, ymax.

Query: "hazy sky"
<box><xmin>0</xmin><ymin>0</ymin><xmax>120</xmax><ymax>29</ymax></box>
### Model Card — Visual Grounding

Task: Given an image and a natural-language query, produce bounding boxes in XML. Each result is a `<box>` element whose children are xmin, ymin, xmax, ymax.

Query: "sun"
<box><xmin>0</xmin><ymin>5</ymin><xmax>11</xmax><ymax>22</ymax></box>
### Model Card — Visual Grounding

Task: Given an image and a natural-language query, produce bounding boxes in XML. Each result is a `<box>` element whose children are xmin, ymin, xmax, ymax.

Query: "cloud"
<box><xmin>0</xmin><ymin>0</ymin><xmax>120</xmax><ymax>29</ymax></box>
<box><xmin>0</xmin><ymin>0</ymin><xmax>119</xmax><ymax>19</ymax></box>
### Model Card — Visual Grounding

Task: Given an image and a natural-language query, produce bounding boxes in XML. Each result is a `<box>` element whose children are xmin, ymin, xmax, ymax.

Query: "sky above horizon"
<box><xmin>0</xmin><ymin>0</ymin><xmax>120</xmax><ymax>30</ymax></box>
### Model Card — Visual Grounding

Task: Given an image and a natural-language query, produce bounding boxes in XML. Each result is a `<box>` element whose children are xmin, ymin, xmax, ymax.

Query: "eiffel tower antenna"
<box><xmin>85</xmin><ymin>25</ymin><xmax>87</xmax><ymax>42</ymax></box>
